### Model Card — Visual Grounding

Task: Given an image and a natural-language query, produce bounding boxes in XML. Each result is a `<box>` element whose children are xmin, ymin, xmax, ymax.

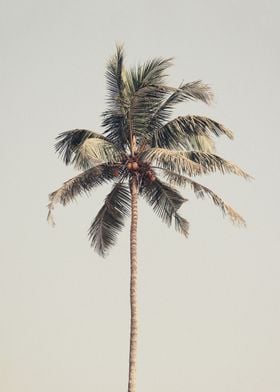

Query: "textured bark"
<box><xmin>128</xmin><ymin>175</ymin><xmax>138</xmax><ymax>392</ymax></box>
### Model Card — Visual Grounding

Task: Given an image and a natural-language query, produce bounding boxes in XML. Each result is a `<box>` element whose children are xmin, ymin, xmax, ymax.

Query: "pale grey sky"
<box><xmin>1</xmin><ymin>0</ymin><xmax>280</xmax><ymax>391</ymax></box>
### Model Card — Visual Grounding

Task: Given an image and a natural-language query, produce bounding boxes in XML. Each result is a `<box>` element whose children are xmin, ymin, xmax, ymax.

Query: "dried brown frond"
<box><xmin>161</xmin><ymin>170</ymin><xmax>246</xmax><ymax>226</ymax></box>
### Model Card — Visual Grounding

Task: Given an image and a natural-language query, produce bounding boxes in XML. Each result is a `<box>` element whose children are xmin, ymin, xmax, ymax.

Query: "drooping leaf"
<box><xmin>174</xmin><ymin>212</ymin><xmax>189</xmax><ymax>237</ymax></box>
<box><xmin>142</xmin><ymin>147</ymin><xmax>251</xmax><ymax>178</ymax></box>
<box><xmin>140</xmin><ymin>178</ymin><xmax>187</xmax><ymax>233</ymax></box>
<box><xmin>88</xmin><ymin>182</ymin><xmax>131</xmax><ymax>256</ymax></box>
<box><xmin>55</xmin><ymin>129</ymin><xmax>121</xmax><ymax>169</ymax></box>
<box><xmin>47</xmin><ymin>165</ymin><xmax>116</xmax><ymax>225</ymax></box>
<box><xmin>161</xmin><ymin>169</ymin><xmax>246</xmax><ymax>225</ymax></box>
<box><xmin>55</xmin><ymin>129</ymin><xmax>102</xmax><ymax>164</ymax></box>
<box><xmin>151</xmin><ymin>115</ymin><xmax>234</xmax><ymax>150</ymax></box>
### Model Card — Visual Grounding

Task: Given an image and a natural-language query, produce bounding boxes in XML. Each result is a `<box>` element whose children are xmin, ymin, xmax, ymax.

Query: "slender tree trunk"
<box><xmin>128</xmin><ymin>175</ymin><xmax>138</xmax><ymax>392</ymax></box>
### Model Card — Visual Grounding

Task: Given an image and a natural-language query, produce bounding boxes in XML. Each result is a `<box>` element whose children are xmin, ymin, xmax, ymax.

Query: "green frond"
<box><xmin>126</xmin><ymin>57</ymin><xmax>173</xmax><ymax>94</ymax></box>
<box><xmin>156</xmin><ymin>81</ymin><xmax>213</xmax><ymax>112</ymax></box>
<box><xmin>88</xmin><ymin>182</ymin><xmax>131</xmax><ymax>257</ymax></box>
<box><xmin>124</xmin><ymin>58</ymin><xmax>172</xmax><ymax>139</ymax></box>
<box><xmin>146</xmin><ymin>81</ymin><xmax>212</xmax><ymax>137</ymax></box>
<box><xmin>140</xmin><ymin>148</ymin><xmax>205</xmax><ymax>176</ymax></box>
<box><xmin>105</xmin><ymin>44</ymin><xmax>127</xmax><ymax>107</ymax></box>
<box><xmin>177</xmin><ymin>81</ymin><xmax>214</xmax><ymax>105</ymax></box>
<box><xmin>47</xmin><ymin>165</ymin><xmax>115</xmax><ymax>226</ymax></box>
<box><xmin>55</xmin><ymin>129</ymin><xmax>121</xmax><ymax>169</ymax></box>
<box><xmin>102</xmin><ymin>110</ymin><xmax>129</xmax><ymax>151</ymax></box>
<box><xmin>104</xmin><ymin>87</ymin><xmax>168</xmax><ymax>149</ymax></box>
<box><xmin>186</xmin><ymin>115</ymin><xmax>234</xmax><ymax>138</ymax></box>
<box><xmin>140</xmin><ymin>178</ymin><xmax>188</xmax><ymax>236</ymax></box>
<box><xmin>129</xmin><ymin>85</ymin><xmax>170</xmax><ymax>138</ymax></box>
<box><xmin>102</xmin><ymin>45</ymin><xmax>130</xmax><ymax>150</ymax></box>
<box><xmin>55</xmin><ymin>129</ymin><xmax>102</xmax><ymax>165</ymax></box>
<box><xmin>151</xmin><ymin>115</ymin><xmax>234</xmax><ymax>150</ymax></box>
<box><xmin>161</xmin><ymin>170</ymin><xmax>246</xmax><ymax>225</ymax></box>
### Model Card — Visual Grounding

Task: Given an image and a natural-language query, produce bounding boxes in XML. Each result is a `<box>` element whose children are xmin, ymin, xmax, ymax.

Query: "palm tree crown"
<box><xmin>47</xmin><ymin>45</ymin><xmax>250</xmax><ymax>257</ymax></box>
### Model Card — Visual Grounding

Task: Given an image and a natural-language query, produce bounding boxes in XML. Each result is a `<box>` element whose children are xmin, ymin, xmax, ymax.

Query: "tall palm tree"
<box><xmin>47</xmin><ymin>46</ymin><xmax>250</xmax><ymax>392</ymax></box>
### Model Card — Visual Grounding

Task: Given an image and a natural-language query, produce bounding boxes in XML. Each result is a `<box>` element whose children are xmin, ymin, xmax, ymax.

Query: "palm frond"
<box><xmin>185</xmin><ymin>151</ymin><xmax>252</xmax><ymax>179</ymax></box>
<box><xmin>126</xmin><ymin>57</ymin><xmax>173</xmax><ymax>94</ymax></box>
<box><xmin>174</xmin><ymin>212</ymin><xmax>190</xmax><ymax>237</ymax></box>
<box><xmin>88</xmin><ymin>182</ymin><xmax>130</xmax><ymax>256</ymax></box>
<box><xmin>187</xmin><ymin>134</ymin><xmax>216</xmax><ymax>153</ymax></box>
<box><xmin>47</xmin><ymin>165</ymin><xmax>115</xmax><ymax>226</ymax></box>
<box><xmin>55</xmin><ymin>129</ymin><xmax>121</xmax><ymax>169</ymax></box>
<box><xmin>74</xmin><ymin>136</ymin><xmax>123</xmax><ymax>169</ymax></box>
<box><xmin>146</xmin><ymin>81</ymin><xmax>213</xmax><ymax>137</ymax></box>
<box><xmin>176</xmin><ymin>81</ymin><xmax>214</xmax><ymax>104</ymax></box>
<box><xmin>140</xmin><ymin>178</ymin><xmax>188</xmax><ymax>236</ymax></box>
<box><xmin>105</xmin><ymin>44</ymin><xmax>128</xmax><ymax>108</ymax></box>
<box><xmin>161</xmin><ymin>170</ymin><xmax>246</xmax><ymax>225</ymax></box>
<box><xmin>140</xmin><ymin>148</ymin><xmax>206</xmax><ymax>176</ymax></box>
<box><xmin>102</xmin><ymin>45</ymin><xmax>130</xmax><ymax>150</ymax></box>
<box><xmin>55</xmin><ymin>129</ymin><xmax>101</xmax><ymax>165</ymax></box>
<box><xmin>102</xmin><ymin>110</ymin><xmax>129</xmax><ymax>151</ymax></box>
<box><xmin>151</xmin><ymin>115</ymin><xmax>234</xmax><ymax>150</ymax></box>
<box><xmin>103</xmin><ymin>86</ymin><xmax>168</xmax><ymax>149</ymax></box>
<box><xmin>155</xmin><ymin>81</ymin><xmax>213</xmax><ymax>115</ymax></box>
<box><xmin>124</xmin><ymin>58</ymin><xmax>173</xmax><ymax>139</ymax></box>
<box><xmin>129</xmin><ymin>85</ymin><xmax>170</xmax><ymax>138</ymax></box>
<box><xmin>152</xmin><ymin>119</ymin><xmax>216</xmax><ymax>151</ymax></box>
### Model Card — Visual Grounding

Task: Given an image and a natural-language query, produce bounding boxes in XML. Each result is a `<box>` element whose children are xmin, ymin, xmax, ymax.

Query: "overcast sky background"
<box><xmin>1</xmin><ymin>0</ymin><xmax>280</xmax><ymax>391</ymax></box>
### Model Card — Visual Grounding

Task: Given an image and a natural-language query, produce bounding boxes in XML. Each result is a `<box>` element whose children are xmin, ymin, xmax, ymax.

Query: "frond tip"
<box><xmin>174</xmin><ymin>213</ymin><xmax>189</xmax><ymax>237</ymax></box>
<box><xmin>47</xmin><ymin>204</ymin><xmax>55</xmax><ymax>227</ymax></box>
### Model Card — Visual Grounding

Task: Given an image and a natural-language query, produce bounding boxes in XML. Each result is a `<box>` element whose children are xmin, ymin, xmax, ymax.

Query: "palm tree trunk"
<box><xmin>128</xmin><ymin>175</ymin><xmax>138</xmax><ymax>392</ymax></box>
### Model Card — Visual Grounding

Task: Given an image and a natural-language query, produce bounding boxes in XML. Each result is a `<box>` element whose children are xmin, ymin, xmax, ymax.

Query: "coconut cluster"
<box><xmin>127</xmin><ymin>160</ymin><xmax>139</xmax><ymax>171</ymax></box>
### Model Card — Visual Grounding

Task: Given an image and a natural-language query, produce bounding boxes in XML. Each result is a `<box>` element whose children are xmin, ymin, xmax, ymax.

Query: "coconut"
<box><xmin>132</xmin><ymin>161</ymin><xmax>139</xmax><ymax>171</ymax></box>
<box><xmin>127</xmin><ymin>162</ymin><xmax>133</xmax><ymax>170</ymax></box>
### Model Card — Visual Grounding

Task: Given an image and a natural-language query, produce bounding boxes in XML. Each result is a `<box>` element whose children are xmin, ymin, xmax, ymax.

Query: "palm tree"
<box><xmin>47</xmin><ymin>46</ymin><xmax>250</xmax><ymax>392</ymax></box>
